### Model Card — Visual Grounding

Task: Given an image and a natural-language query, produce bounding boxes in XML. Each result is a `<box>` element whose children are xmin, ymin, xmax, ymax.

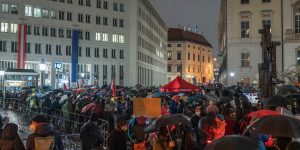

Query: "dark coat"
<box><xmin>170</xmin><ymin>100</ymin><xmax>178</xmax><ymax>114</ymax></box>
<box><xmin>0</xmin><ymin>123</ymin><xmax>25</xmax><ymax>150</ymax></box>
<box><xmin>51</xmin><ymin>100</ymin><xmax>60</xmax><ymax>115</ymax></box>
<box><xmin>26</xmin><ymin>124</ymin><xmax>64</xmax><ymax>150</ymax></box>
<box><xmin>191</xmin><ymin>115</ymin><xmax>201</xmax><ymax>129</ymax></box>
<box><xmin>102</xmin><ymin>110</ymin><xmax>115</xmax><ymax>132</ymax></box>
<box><xmin>80</xmin><ymin>122</ymin><xmax>104</xmax><ymax>150</ymax></box>
<box><xmin>108</xmin><ymin>127</ymin><xmax>127</xmax><ymax>150</ymax></box>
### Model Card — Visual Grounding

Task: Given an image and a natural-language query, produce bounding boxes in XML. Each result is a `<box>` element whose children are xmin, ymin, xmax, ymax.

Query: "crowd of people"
<box><xmin>0</xmin><ymin>85</ymin><xmax>299</xmax><ymax>150</ymax></box>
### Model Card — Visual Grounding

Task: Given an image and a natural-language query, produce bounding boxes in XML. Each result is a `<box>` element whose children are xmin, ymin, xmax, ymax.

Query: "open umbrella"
<box><xmin>205</xmin><ymin>93</ymin><xmax>219</xmax><ymax>101</ymax></box>
<box><xmin>248</xmin><ymin>110</ymin><xmax>280</xmax><ymax>119</ymax></box>
<box><xmin>76</xmin><ymin>88</ymin><xmax>87</xmax><ymax>93</ymax></box>
<box><xmin>52</xmin><ymin>89</ymin><xmax>64</xmax><ymax>95</ymax></box>
<box><xmin>265</xmin><ymin>95</ymin><xmax>290</xmax><ymax>107</ymax></box>
<box><xmin>172</xmin><ymin>95</ymin><xmax>181</xmax><ymax>102</ymax></box>
<box><xmin>204</xmin><ymin>135</ymin><xmax>258</xmax><ymax>150</ymax></box>
<box><xmin>117</xmin><ymin>88</ymin><xmax>124</xmax><ymax>91</ymax></box>
<box><xmin>153</xmin><ymin>92</ymin><xmax>163</xmax><ymax>96</ymax></box>
<box><xmin>144</xmin><ymin>114</ymin><xmax>191</xmax><ymax>134</ymax></box>
<box><xmin>146</xmin><ymin>94</ymin><xmax>159</xmax><ymax>98</ymax></box>
<box><xmin>99</xmin><ymin>90</ymin><xmax>106</xmax><ymax>93</ymax></box>
<box><xmin>126</xmin><ymin>90</ymin><xmax>138</xmax><ymax>94</ymax></box>
<box><xmin>202</xmin><ymin>82</ymin><xmax>212</xmax><ymax>86</ymax></box>
<box><xmin>276</xmin><ymin>106</ymin><xmax>294</xmax><ymax>117</ymax></box>
<box><xmin>204</xmin><ymin>86</ymin><xmax>216</xmax><ymax>90</ymax></box>
<box><xmin>247</xmin><ymin>115</ymin><xmax>300</xmax><ymax>138</ymax></box>
<box><xmin>187</xmin><ymin>97</ymin><xmax>201</xmax><ymax>103</ymax></box>
<box><xmin>77</xmin><ymin>93</ymin><xmax>91</xmax><ymax>99</ymax></box>
<box><xmin>81</xmin><ymin>103</ymin><xmax>95</xmax><ymax>113</ymax></box>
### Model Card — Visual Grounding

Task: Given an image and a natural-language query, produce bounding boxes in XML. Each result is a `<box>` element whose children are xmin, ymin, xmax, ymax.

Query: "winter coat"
<box><xmin>212</xmin><ymin>116</ymin><xmax>226</xmax><ymax>140</ymax></box>
<box><xmin>80</xmin><ymin>122</ymin><xmax>104</xmax><ymax>150</ymax></box>
<box><xmin>177</xmin><ymin>100</ymin><xmax>184</xmax><ymax>114</ymax></box>
<box><xmin>169</xmin><ymin>101</ymin><xmax>178</xmax><ymax>114</ymax></box>
<box><xmin>65</xmin><ymin>98</ymin><xmax>74</xmax><ymax>120</ymax></box>
<box><xmin>108</xmin><ymin>127</ymin><xmax>127</xmax><ymax>150</ymax></box>
<box><xmin>152</xmin><ymin>135</ymin><xmax>173</xmax><ymax>150</ymax></box>
<box><xmin>116</xmin><ymin>104</ymin><xmax>126</xmax><ymax>118</ymax></box>
<box><xmin>224</xmin><ymin>116</ymin><xmax>235</xmax><ymax>135</ymax></box>
<box><xmin>0</xmin><ymin>123</ymin><xmax>25</xmax><ymax>150</ymax></box>
<box><xmin>92</xmin><ymin>102</ymin><xmax>103</xmax><ymax>117</ymax></box>
<box><xmin>191</xmin><ymin>115</ymin><xmax>201</xmax><ymax>129</ymax></box>
<box><xmin>51</xmin><ymin>100</ymin><xmax>60</xmax><ymax>115</ymax></box>
<box><xmin>43</xmin><ymin>98</ymin><xmax>52</xmax><ymax>114</ymax></box>
<box><xmin>199</xmin><ymin>114</ymin><xmax>215</xmax><ymax>140</ymax></box>
<box><xmin>26</xmin><ymin>124</ymin><xmax>64</xmax><ymax>150</ymax></box>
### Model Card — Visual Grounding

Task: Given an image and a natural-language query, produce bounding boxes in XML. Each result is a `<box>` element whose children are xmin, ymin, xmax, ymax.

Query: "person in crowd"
<box><xmin>51</xmin><ymin>97</ymin><xmax>60</xmax><ymax>127</ymax></box>
<box><xmin>286</xmin><ymin>141</ymin><xmax>300</xmax><ymax>150</ymax></box>
<box><xmin>191</xmin><ymin>107</ymin><xmax>204</xmax><ymax>129</ymax></box>
<box><xmin>108</xmin><ymin>117</ymin><xmax>128</xmax><ymax>150</ymax></box>
<box><xmin>102</xmin><ymin>101</ymin><xmax>115</xmax><ymax>132</ymax></box>
<box><xmin>26</xmin><ymin>115</ymin><xmax>64</xmax><ymax>150</ymax></box>
<box><xmin>0</xmin><ymin>123</ymin><xmax>25</xmax><ymax>150</ymax></box>
<box><xmin>65</xmin><ymin>96</ymin><xmax>74</xmax><ymax>133</ymax></box>
<box><xmin>224</xmin><ymin>107</ymin><xmax>235</xmax><ymax>135</ymax></box>
<box><xmin>153</xmin><ymin>126</ymin><xmax>175</xmax><ymax>150</ymax></box>
<box><xmin>80</xmin><ymin>114</ymin><xmax>104</xmax><ymax>150</ymax></box>
<box><xmin>177</xmin><ymin>99</ymin><xmax>185</xmax><ymax>114</ymax></box>
<box><xmin>169</xmin><ymin>100</ymin><xmax>178</xmax><ymax>114</ymax></box>
<box><xmin>43</xmin><ymin>94</ymin><xmax>52</xmax><ymax>123</ymax></box>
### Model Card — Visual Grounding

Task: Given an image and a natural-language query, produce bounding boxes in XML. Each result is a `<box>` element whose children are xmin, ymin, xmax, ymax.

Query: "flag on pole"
<box><xmin>17</xmin><ymin>24</ymin><xmax>27</xmax><ymax>69</ymax></box>
<box><xmin>111</xmin><ymin>76</ymin><xmax>116</xmax><ymax>99</ymax></box>
<box><xmin>64</xmin><ymin>83</ymin><xmax>68</xmax><ymax>91</ymax></box>
<box><xmin>77</xmin><ymin>81</ymin><xmax>79</xmax><ymax>88</ymax></box>
<box><xmin>81</xmin><ymin>77</ymin><xmax>85</xmax><ymax>88</ymax></box>
<box><xmin>68</xmin><ymin>76</ymin><xmax>71</xmax><ymax>88</ymax></box>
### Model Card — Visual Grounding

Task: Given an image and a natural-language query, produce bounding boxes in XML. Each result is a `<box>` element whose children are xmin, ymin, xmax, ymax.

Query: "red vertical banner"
<box><xmin>17</xmin><ymin>24</ymin><xmax>27</xmax><ymax>69</ymax></box>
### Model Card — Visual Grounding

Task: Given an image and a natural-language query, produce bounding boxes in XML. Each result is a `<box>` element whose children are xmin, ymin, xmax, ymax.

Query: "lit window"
<box><xmin>34</xmin><ymin>7</ymin><xmax>41</xmax><ymax>17</ymax></box>
<box><xmin>241</xmin><ymin>21</ymin><xmax>250</xmax><ymax>38</ymax></box>
<box><xmin>119</xmin><ymin>35</ymin><xmax>124</xmax><ymax>43</ymax></box>
<box><xmin>50</xmin><ymin>10</ymin><xmax>56</xmax><ymax>19</ymax></box>
<box><xmin>43</xmin><ymin>9</ymin><xmax>49</xmax><ymax>18</ymax></box>
<box><xmin>102</xmin><ymin>33</ymin><xmax>108</xmax><ymax>42</ymax></box>
<box><xmin>10</xmin><ymin>24</ymin><xmax>18</xmax><ymax>33</ymax></box>
<box><xmin>11</xmin><ymin>5</ymin><xmax>18</xmax><ymax>14</ymax></box>
<box><xmin>112</xmin><ymin>34</ymin><xmax>118</xmax><ymax>43</ymax></box>
<box><xmin>1</xmin><ymin>4</ymin><xmax>8</xmax><ymax>13</ymax></box>
<box><xmin>96</xmin><ymin>32</ymin><xmax>101</xmax><ymax>41</ymax></box>
<box><xmin>25</xmin><ymin>5</ymin><xmax>32</xmax><ymax>16</ymax></box>
<box><xmin>1</xmin><ymin>22</ymin><xmax>8</xmax><ymax>32</ymax></box>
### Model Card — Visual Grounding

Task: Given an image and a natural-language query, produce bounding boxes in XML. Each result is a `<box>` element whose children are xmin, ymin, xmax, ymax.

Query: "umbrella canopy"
<box><xmin>76</xmin><ymin>88</ymin><xmax>87</xmax><ymax>93</ymax></box>
<box><xmin>205</xmin><ymin>93</ymin><xmax>219</xmax><ymax>101</ymax></box>
<box><xmin>81</xmin><ymin>103</ymin><xmax>95</xmax><ymax>113</ymax></box>
<box><xmin>202</xmin><ymin>82</ymin><xmax>212</xmax><ymax>86</ymax></box>
<box><xmin>247</xmin><ymin>115</ymin><xmax>300</xmax><ymax>138</ymax></box>
<box><xmin>125</xmin><ymin>90</ymin><xmax>138</xmax><ymax>94</ymax></box>
<box><xmin>248</xmin><ymin>110</ymin><xmax>280</xmax><ymax>119</ymax></box>
<box><xmin>52</xmin><ymin>89</ymin><xmax>64</xmax><ymax>95</ymax></box>
<box><xmin>204</xmin><ymin>135</ymin><xmax>258</xmax><ymax>150</ymax></box>
<box><xmin>278</xmin><ymin>85</ymin><xmax>300</xmax><ymax>95</ymax></box>
<box><xmin>77</xmin><ymin>93</ymin><xmax>91</xmax><ymax>99</ymax></box>
<box><xmin>144</xmin><ymin>114</ymin><xmax>191</xmax><ymax>134</ymax></box>
<box><xmin>265</xmin><ymin>95</ymin><xmax>290</xmax><ymax>107</ymax></box>
<box><xmin>153</xmin><ymin>92</ymin><xmax>163</xmax><ymax>96</ymax></box>
<box><xmin>204</xmin><ymin>86</ymin><xmax>216</xmax><ymax>90</ymax></box>
<box><xmin>117</xmin><ymin>88</ymin><xmax>124</xmax><ymax>91</ymax></box>
<box><xmin>172</xmin><ymin>95</ymin><xmax>181</xmax><ymax>102</ymax></box>
<box><xmin>159</xmin><ymin>76</ymin><xmax>201</xmax><ymax>93</ymax></box>
<box><xmin>146</xmin><ymin>94</ymin><xmax>160</xmax><ymax>98</ymax></box>
<box><xmin>99</xmin><ymin>90</ymin><xmax>106</xmax><ymax>93</ymax></box>
<box><xmin>187</xmin><ymin>97</ymin><xmax>201</xmax><ymax>103</ymax></box>
<box><xmin>276</xmin><ymin>106</ymin><xmax>294</xmax><ymax>117</ymax></box>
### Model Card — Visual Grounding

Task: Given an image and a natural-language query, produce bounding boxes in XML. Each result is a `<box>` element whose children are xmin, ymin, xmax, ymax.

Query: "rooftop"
<box><xmin>168</xmin><ymin>28</ymin><xmax>212</xmax><ymax>48</ymax></box>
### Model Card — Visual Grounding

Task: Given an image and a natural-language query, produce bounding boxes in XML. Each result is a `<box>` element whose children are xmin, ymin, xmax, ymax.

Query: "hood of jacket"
<box><xmin>34</xmin><ymin>124</ymin><xmax>54</xmax><ymax>136</ymax></box>
<box><xmin>2</xmin><ymin>123</ymin><xmax>18</xmax><ymax>140</ymax></box>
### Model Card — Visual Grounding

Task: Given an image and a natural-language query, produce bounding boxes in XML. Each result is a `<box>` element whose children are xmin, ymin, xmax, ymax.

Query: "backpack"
<box><xmin>35</xmin><ymin>136</ymin><xmax>55</xmax><ymax>150</ymax></box>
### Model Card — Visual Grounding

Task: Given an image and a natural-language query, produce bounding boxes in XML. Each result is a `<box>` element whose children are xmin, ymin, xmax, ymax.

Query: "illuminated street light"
<box><xmin>81</xmin><ymin>73</ymin><xmax>84</xmax><ymax>77</ymax></box>
<box><xmin>230</xmin><ymin>72</ymin><xmax>235</xmax><ymax>77</ymax></box>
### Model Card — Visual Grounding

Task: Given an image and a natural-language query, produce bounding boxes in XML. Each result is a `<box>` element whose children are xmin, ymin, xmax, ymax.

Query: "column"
<box><xmin>50</xmin><ymin>62</ymin><xmax>56</xmax><ymax>88</ymax></box>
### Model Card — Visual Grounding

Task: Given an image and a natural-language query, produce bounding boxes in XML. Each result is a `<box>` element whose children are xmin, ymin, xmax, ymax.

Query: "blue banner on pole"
<box><xmin>71</xmin><ymin>30</ymin><xmax>79</xmax><ymax>82</ymax></box>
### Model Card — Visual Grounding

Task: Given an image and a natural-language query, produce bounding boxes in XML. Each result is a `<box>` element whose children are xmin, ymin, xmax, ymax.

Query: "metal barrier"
<box><xmin>0</xmin><ymin>98</ymin><xmax>110</xmax><ymax>149</ymax></box>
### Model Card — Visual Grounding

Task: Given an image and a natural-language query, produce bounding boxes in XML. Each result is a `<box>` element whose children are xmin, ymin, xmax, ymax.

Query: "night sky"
<box><xmin>149</xmin><ymin>0</ymin><xmax>221</xmax><ymax>56</ymax></box>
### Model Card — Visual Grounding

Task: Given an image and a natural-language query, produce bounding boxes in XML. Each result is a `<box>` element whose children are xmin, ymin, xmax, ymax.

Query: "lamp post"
<box><xmin>39</xmin><ymin>59</ymin><xmax>46</xmax><ymax>89</ymax></box>
<box><xmin>230</xmin><ymin>72</ymin><xmax>235</xmax><ymax>86</ymax></box>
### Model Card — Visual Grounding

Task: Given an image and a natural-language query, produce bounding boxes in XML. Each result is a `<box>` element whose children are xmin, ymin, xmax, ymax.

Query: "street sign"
<box><xmin>55</xmin><ymin>63</ymin><xmax>62</xmax><ymax>69</ymax></box>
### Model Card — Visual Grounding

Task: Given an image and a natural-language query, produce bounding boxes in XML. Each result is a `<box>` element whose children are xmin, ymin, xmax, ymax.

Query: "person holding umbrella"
<box><xmin>108</xmin><ymin>117</ymin><xmax>128</xmax><ymax>150</ymax></box>
<box><xmin>153</xmin><ymin>126</ymin><xmax>175</xmax><ymax>150</ymax></box>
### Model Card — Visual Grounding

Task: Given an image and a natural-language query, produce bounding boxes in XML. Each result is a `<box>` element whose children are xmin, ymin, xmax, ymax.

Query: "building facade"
<box><xmin>218</xmin><ymin>0</ymin><xmax>283</xmax><ymax>86</ymax></box>
<box><xmin>0</xmin><ymin>0</ymin><xmax>167</xmax><ymax>89</ymax></box>
<box><xmin>167</xmin><ymin>28</ymin><xmax>214</xmax><ymax>84</ymax></box>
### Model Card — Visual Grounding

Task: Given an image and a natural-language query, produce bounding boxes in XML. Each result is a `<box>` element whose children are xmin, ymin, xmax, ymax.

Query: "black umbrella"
<box><xmin>77</xmin><ymin>93</ymin><xmax>92</xmax><ymax>99</ymax></box>
<box><xmin>265</xmin><ymin>95</ymin><xmax>290</xmax><ymax>107</ymax></box>
<box><xmin>144</xmin><ymin>114</ymin><xmax>191</xmax><ymax>134</ymax></box>
<box><xmin>246</xmin><ymin>115</ymin><xmax>300</xmax><ymax>138</ymax></box>
<box><xmin>52</xmin><ymin>89</ymin><xmax>64</xmax><ymax>95</ymax></box>
<box><xmin>125</xmin><ymin>90</ymin><xmax>138</xmax><ymax>94</ymax></box>
<box><xmin>194</xmin><ymin>94</ymin><xmax>207</xmax><ymax>100</ymax></box>
<box><xmin>204</xmin><ymin>135</ymin><xmax>258</xmax><ymax>150</ymax></box>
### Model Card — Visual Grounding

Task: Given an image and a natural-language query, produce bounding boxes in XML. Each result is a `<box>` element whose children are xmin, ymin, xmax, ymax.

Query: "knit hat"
<box><xmin>206</xmin><ymin>105</ymin><xmax>219</xmax><ymax>114</ymax></box>
<box><xmin>31</xmin><ymin>115</ymin><xmax>47</xmax><ymax>124</ymax></box>
<box><xmin>116</xmin><ymin>117</ymin><xmax>128</xmax><ymax>127</ymax></box>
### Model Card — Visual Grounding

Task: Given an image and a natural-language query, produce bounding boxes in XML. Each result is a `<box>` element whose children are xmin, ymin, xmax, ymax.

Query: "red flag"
<box><xmin>111</xmin><ymin>76</ymin><xmax>116</xmax><ymax>99</ymax></box>
<box><xmin>82</xmin><ymin>77</ymin><xmax>85</xmax><ymax>84</ymax></box>
<box><xmin>77</xmin><ymin>81</ymin><xmax>79</xmax><ymax>88</ymax></box>
<box><xmin>68</xmin><ymin>76</ymin><xmax>71</xmax><ymax>88</ymax></box>
<box><xmin>64</xmin><ymin>83</ymin><xmax>68</xmax><ymax>91</ymax></box>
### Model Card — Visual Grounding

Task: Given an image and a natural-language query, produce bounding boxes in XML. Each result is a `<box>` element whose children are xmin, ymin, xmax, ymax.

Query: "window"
<box><xmin>120</xmin><ymin>3</ymin><xmax>124</xmax><ymax>12</ymax></box>
<box><xmin>25</xmin><ymin>43</ymin><xmax>30</xmax><ymax>53</ymax></box>
<box><xmin>297</xmin><ymin>50</ymin><xmax>300</xmax><ymax>65</ymax></box>
<box><xmin>79</xmin><ymin>0</ymin><xmax>84</xmax><ymax>5</ymax></box>
<box><xmin>198</xmin><ymin>55</ymin><xmax>200</xmax><ymax>61</ymax></box>
<box><xmin>296</xmin><ymin>9</ymin><xmax>300</xmax><ymax>33</ymax></box>
<box><xmin>67</xmin><ymin>12</ymin><xmax>72</xmax><ymax>21</ymax></box>
<box><xmin>188</xmin><ymin>53</ymin><xmax>190</xmax><ymax>60</ymax></box>
<box><xmin>193</xmin><ymin>54</ymin><xmax>195</xmax><ymax>61</ymax></box>
<box><xmin>85</xmin><ymin>31</ymin><xmax>90</xmax><ymax>40</ymax></box>
<box><xmin>56</xmin><ymin>45</ymin><xmax>62</xmax><ymax>55</ymax></box>
<box><xmin>188</xmin><ymin>66</ymin><xmax>190</xmax><ymax>72</ymax></box>
<box><xmin>111</xmin><ymin>65</ymin><xmax>116</xmax><ymax>76</ymax></box>
<box><xmin>35</xmin><ymin>43</ymin><xmax>41</xmax><ymax>54</ymax></box>
<box><xmin>120</xmin><ymin>66</ymin><xmax>124</xmax><ymax>85</ymax></box>
<box><xmin>177</xmin><ymin>52</ymin><xmax>181</xmax><ymax>60</ymax></box>
<box><xmin>34</xmin><ymin>25</ymin><xmax>40</xmax><ymax>35</ymax></box>
<box><xmin>167</xmin><ymin>65</ymin><xmax>171</xmax><ymax>72</ymax></box>
<box><xmin>168</xmin><ymin>44</ymin><xmax>172</xmax><ymax>47</ymax></box>
<box><xmin>42</xmin><ymin>9</ymin><xmax>49</xmax><ymax>18</ymax></box>
<box><xmin>59</xmin><ymin>11</ymin><xmax>64</xmax><ymax>20</ymax></box>
<box><xmin>113</xmin><ymin>18</ymin><xmax>117</xmax><ymax>27</ymax></box>
<box><xmin>26</xmin><ymin>25</ymin><xmax>31</xmax><ymax>34</ymax></box>
<box><xmin>103</xmin><ymin>33</ymin><xmax>108</xmax><ymax>42</ymax></box>
<box><xmin>103</xmin><ymin>65</ymin><xmax>108</xmax><ymax>85</ymax></box>
<box><xmin>67</xmin><ymin>29</ymin><xmax>72</xmax><ymax>38</ymax></box>
<box><xmin>119</xmin><ymin>35</ymin><xmax>124</xmax><ymax>43</ymax></box>
<box><xmin>59</xmin><ymin>28</ymin><xmax>64</xmax><ymax>37</ymax></box>
<box><xmin>113</xmin><ymin>3</ymin><xmax>118</xmax><ymax>11</ymax></box>
<box><xmin>103</xmin><ymin>17</ymin><xmax>108</xmax><ymax>25</ymax></box>
<box><xmin>193</xmin><ymin>67</ymin><xmax>195</xmax><ymax>73</ymax></box>
<box><xmin>241</xmin><ymin>53</ymin><xmax>250</xmax><ymax>67</ymax></box>
<box><xmin>0</xmin><ymin>41</ymin><xmax>7</xmax><ymax>52</ymax></box>
<box><xmin>51</xmin><ymin>27</ymin><xmax>56</xmax><ymax>37</ymax></box>
<box><xmin>188</xmin><ymin>45</ymin><xmax>190</xmax><ymax>48</ymax></box>
<box><xmin>79</xmin><ymin>30</ymin><xmax>83</xmax><ymax>39</ymax></box>
<box><xmin>79</xmin><ymin>47</ymin><xmax>82</xmax><ymax>56</ymax></box>
<box><xmin>11</xmin><ymin>5</ymin><xmax>18</xmax><ymax>14</ymax></box>
<box><xmin>86</xmin><ymin>0</ymin><xmax>91</xmax><ymax>6</ymax></box>
<box><xmin>11</xmin><ymin>42</ymin><xmax>18</xmax><ymax>53</ymax></box>
<box><xmin>167</xmin><ymin>52</ymin><xmax>172</xmax><ymax>60</ymax></box>
<box><xmin>68</xmin><ymin>0</ymin><xmax>73</xmax><ymax>4</ymax></box>
<box><xmin>119</xmin><ymin>19</ymin><xmax>124</xmax><ymax>27</ymax></box>
<box><xmin>50</xmin><ymin>10</ymin><xmax>57</xmax><ymax>19</ymax></box>
<box><xmin>78</xmin><ymin>13</ymin><xmax>83</xmax><ymax>22</ymax></box>
<box><xmin>1</xmin><ymin>4</ymin><xmax>8</xmax><ymax>13</ymax></box>
<box><xmin>177</xmin><ymin>44</ymin><xmax>181</xmax><ymax>47</ymax></box>
<box><xmin>1</xmin><ymin>23</ymin><xmax>8</xmax><ymax>32</ymax></box>
<box><xmin>95</xmin><ymin>48</ymin><xmax>99</xmax><ymax>57</ymax></box>
<box><xmin>25</xmin><ymin>5</ymin><xmax>32</xmax><ymax>16</ymax></box>
<box><xmin>66</xmin><ymin>46</ymin><xmax>71</xmax><ymax>56</ymax></box>
<box><xmin>97</xmin><ymin>0</ymin><xmax>101</xmax><ymax>8</ymax></box>
<box><xmin>241</xmin><ymin>0</ymin><xmax>249</xmax><ymax>4</ymax></box>
<box><xmin>42</xmin><ymin>26</ymin><xmax>48</xmax><ymax>36</ymax></box>
<box><xmin>34</xmin><ymin>7</ymin><xmax>41</xmax><ymax>17</ymax></box>
<box><xmin>241</xmin><ymin>21</ymin><xmax>250</xmax><ymax>38</ymax></box>
<box><xmin>177</xmin><ymin>65</ymin><xmax>182</xmax><ymax>73</ymax></box>
<box><xmin>112</xmin><ymin>34</ymin><xmax>118</xmax><ymax>43</ymax></box>
<box><xmin>46</xmin><ymin>44</ymin><xmax>52</xmax><ymax>54</ymax></box>
<box><xmin>60</xmin><ymin>0</ymin><xmax>65</xmax><ymax>2</ymax></box>
<box><xmin>262</xmin><ymin>0</ymin><xmax>271</xmax><ymax>2</ymax></box>
<box><xmin>103</xmin><ymin>48</ymin><xmax>108</xmax><ymax>58</ymax></box>
<box><xmin>120</xmin><ymin>50</ymin><xmax>124</xmax><ymax>59</ymax></box>
<box><xmin>10</xmin><ymin>24</ymin><xmax>18</xmax><ymax>33</ymax></box>
<box><xmin>86</xmin><ymin>15</ymin><xmax>90</xmax><ymax>23</ymax></box>
<box><xmin>103</xmin><ymin>1</ymin><xmax>108</xmax><ymax>9</ymax></box>
<box><xmin>86</xmin><ymin>47</ymin><xmax>91</xmax><ymax>57</ymax></box>
<box><xmin>262</xmin><ymin>20</ymin><xmax>271</xmax><ymax>29</ymax></box>
<box><xmin>96</xmin><ymin>16</ymin><xmax>101</xmax><ymax>25</ymax></box>
<box><xmin>203</xmin><ymin>56</ymin><xmax>205</xmax><ymax>62</ymax></box>
<box><xmin>111</xmin><ymin>49</ymin><xmax>116</xmax><ymax>58</ymax></box>
<box><xmin>208</xmin><ymin>57</ymin><xmax>211</xmax><ymax>63</ymax></box>
<box><xmin>95</xmin><ymin>32</ymin><xmax>101</xmax><ymax>41</ymax></box>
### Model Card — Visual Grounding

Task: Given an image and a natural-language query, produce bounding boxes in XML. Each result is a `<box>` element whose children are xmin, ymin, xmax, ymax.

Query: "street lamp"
<box><xmin>230</xmin><ymin>72</ymin><xmax>235</xmax><ymax>85</ymax></box>
<box><xmin>39</xmin><ymin>59</ymin><xmax>46</xmax><ymax>88</ymax></box>
<box><xmin>81</xmin><ymin>73</ymin><xmax>84</xmax><ymax>77</ymax></box>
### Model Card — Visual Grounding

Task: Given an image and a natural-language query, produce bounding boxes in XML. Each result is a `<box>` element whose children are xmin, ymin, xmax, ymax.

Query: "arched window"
<box><xmin>295</xmin><ymin>8</ymin><xmax>300</xmax><ymax>33</ymax></box>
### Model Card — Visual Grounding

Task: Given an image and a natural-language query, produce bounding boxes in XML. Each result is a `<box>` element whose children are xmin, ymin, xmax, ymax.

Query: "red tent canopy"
<box><xmin>159</xmin><ymin>76</ymin><xmax>201</xmax><ymax>93</ymax></box>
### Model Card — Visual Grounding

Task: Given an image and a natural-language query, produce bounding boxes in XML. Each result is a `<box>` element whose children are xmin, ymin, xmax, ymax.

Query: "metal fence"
<box><xmin>0</xmin><ymin>98</ymin><xmax>110</xmax><ymax>150</ymax></box>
